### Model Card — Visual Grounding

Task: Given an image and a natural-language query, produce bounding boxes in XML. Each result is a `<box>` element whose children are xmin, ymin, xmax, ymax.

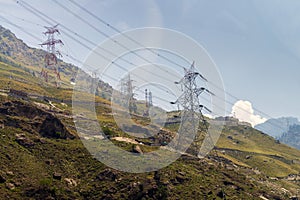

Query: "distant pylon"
<box><xmin>120</xmin><ymin>74</ymin><xmax>136</xmax><ymax>114</ymax></box>
<box><xmin>40</xmin><ymin>24</ymin><xmax>64</xmax><ymax>87</ymax></box>
<box><xmin>148</xmin><ymin>90</ymin><xmax>153</xmax><ymax>107</ymax></box>
<box><xmin>90</xmin><ymin>71</ymin><xmax>98</xmax><ymax>93</ymax></box>
<box><xmin>144</xmin><ymin>89</ymin><xmax>153</xmax><ymax>116</ymax></box>
<box><xmin>145</xmin><ymin>89</ymin><xmax>148</xmax><ymax>108</ymax></box>
<box><xmin>171</xmin><ymin>61</ymin><xmax>214</xmax><ymax>156</ymax></box>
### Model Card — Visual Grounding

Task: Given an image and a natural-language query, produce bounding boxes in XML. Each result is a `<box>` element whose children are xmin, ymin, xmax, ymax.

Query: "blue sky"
<box><xmin>0</xmin><ymin>0</ymin><xmax>300</xmax><ymax>123</ymax></box>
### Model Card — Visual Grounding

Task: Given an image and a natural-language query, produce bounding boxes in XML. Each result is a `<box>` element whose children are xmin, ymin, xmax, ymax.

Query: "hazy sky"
<box><xmin>0</xmin><ymin>0</ymin><xmax>300</xmax><ymax>124</ymax></box>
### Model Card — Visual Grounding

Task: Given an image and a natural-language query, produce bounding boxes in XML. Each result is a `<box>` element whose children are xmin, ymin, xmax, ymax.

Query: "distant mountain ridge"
<box><xmin>280</xmin><ymin>124</ymin><xmax>300</xmax><ymax>150</ymax></box>
<box><xmin>255</xmin><ymin>117</ymin><xmax>300</xmax><ymax>139</ymax></box>
<box><xmin>1</xmin><ymin>24</ymin><xmax>300</xmax><ymax>199</ymax></box>
<box><xmin>255</xmin><ymin>117</ymin><xmax>300</xmax><ymax>150</ymax></box>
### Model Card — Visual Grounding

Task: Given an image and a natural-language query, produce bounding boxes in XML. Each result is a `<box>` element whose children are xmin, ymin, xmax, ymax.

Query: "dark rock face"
<box><xmin>2</xmin><ymin>100</ymin><xmax>45</xmax><ymax>119</ymax></box>
<box><xmin>39</xmin><ymin>115</ymin><xmax>74</xmax><ymax>139</ymax></box>
<box><xmin>0</xmin><ymin>101</ymin><xmax>75</xmax><ymax>139</ymax></box>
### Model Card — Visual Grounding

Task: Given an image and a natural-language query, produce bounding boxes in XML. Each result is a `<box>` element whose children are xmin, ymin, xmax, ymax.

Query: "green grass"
<box><xmin>0</xmin><ymin>124</ymin><xmax>290</xmax><ymax>199</ymax></box>
<box><xmin>1</xmin><ymin>96</ymin><xmax>300</xmax><ymax>199</ymax></box>
<box><xmin>0</xmin><ymin>58</ymin><xmax>300</xmax><ymax>199</ymax></box>
<box><xmin>217</xmin><ymin>125</ymin><xmax>300</xmax><ymax>177</ymax></box>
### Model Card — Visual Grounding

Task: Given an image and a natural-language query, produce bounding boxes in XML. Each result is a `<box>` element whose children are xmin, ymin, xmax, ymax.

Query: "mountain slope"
<box><xmin>255</xmin><ymin>117</ymin><xmax>300</xmax><ymax>139</ymax></box>
<box><xmin>0</xmin><ymin>25</ymin><xmax>113</xmax><ymax>96</ymax></box>
<box><xmin>0</xmin><ymin>25</ymin><xmax>76</xmax><ymax>87</ymax></box>
<box><xmin>0</xmin><ymin>96</ymin><xmax>299</xmax><ymax>200</ymax></box>
<box><xmin>0</xmin><ymin>25</ymin><xmax>299</xmax><ymax>199</ymax></box>
<box><xmin>280</xmin><ymin>125</ymin><xmax>300</xmax><ymax>150</ymax></box>
<box><xmin>255</xmin><ymin>117</ymin><xmax>300</xmax><ymax>151</ymax></box>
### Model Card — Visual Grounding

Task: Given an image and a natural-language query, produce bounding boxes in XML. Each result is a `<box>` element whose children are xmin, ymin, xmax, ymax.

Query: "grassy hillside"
<box><xmin>0</xmin><ymin>98</ymin><xmax>298</xmax><ymax>200</ymax></box>
<box><xmin>0</xmin><ymin>25</ymin><xmax>299</xmax><ymax>199</ymax></box>
<box><xmin>217</xmin><ymin>125</ymin><xmax>300</xmax><ymax>177</ymax></box>
<box><xmin>0</xmin><ymin>58</ymin><xmax>299</xmax><ymax>199</ymax></box>
<box><xmin>0</xmin><ymin>85</ymin><xmax>299</xmax><ymax>199</ymax></box>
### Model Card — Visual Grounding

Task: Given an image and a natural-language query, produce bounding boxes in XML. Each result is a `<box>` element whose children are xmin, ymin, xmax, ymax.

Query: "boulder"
<box><xmin>133</xmin><ymin>145</ymin><xmax>143</xmax><ymax>154</ymax></box>
<box><xmin>97</xmin><ymin>169</ymin><xmax>118</xmax><ymax>181</ymax></box>
<box><xmin>227</xmin><ymin>135</ymin><xmax>233</xmax><ymax>140</ymax></box>
<box><xmin>53</xmin><ymin>172</ymin><xmax>62</xmax><ymax>180</ymax></box>
<box><xmin>15</xmin><ymin>134</ymin><xmax>34</xmax><ymax>148</ymax></box>
<box><xmin>5</xmin><ymin>183</ymin><xmax>15</xmax><ymax>190</ymax></box>
<box><xmin>0</xmin><ymin>174</ymin><xmax>6</xmax><ymax>183</ymax></box>
<box><xmin>64</xmin><ymin>178</ymin><xmax>77</xmax><ymax>187</ymax></box>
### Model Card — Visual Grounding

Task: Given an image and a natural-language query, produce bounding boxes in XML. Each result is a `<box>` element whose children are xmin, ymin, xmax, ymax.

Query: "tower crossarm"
<box><xmin>40</xmin><ymin>39</ymin><xmax>64</xmax><ymax>47</ymax></box>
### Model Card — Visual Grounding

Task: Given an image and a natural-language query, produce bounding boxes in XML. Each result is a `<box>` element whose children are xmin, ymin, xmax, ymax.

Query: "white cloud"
<box><xmin>204</xmin><ymin>113</ymin><xmax>214</xmax><ymax>119</ymax></box>
<box><xmin>231</xmin><ymin>100</ymin><xmax>267</xmax><ymax>127</ymax></box>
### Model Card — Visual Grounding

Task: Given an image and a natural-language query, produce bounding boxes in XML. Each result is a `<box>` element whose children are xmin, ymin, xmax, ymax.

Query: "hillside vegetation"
<box><xmin>0</xmin><ymin>25</ymin><xmax>299</xmax><ymax>199</ymax></box>
<box><xmin>0</xmin><ymin>95</ymin><xmax>299</xmax><ymax>200</ymax></box>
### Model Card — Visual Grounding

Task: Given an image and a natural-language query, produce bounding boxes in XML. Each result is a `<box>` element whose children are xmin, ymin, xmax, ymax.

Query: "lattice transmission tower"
<box><xmin>144</xmin><ymin>89</ymin><xmax>153</xmax><ymax>116</ymax></box>
<box><xmin>40</xmin><ymin>24</ymin><xmax>63</xmax><ymax>87</ymax></box>
<box><xmin>148</xmin><ymin>90</ymin><xmax>153</xmax><ymax>107</ymax></box>
<box><xmin>120</xmin><ymin>74</ymin><xmax>137</xmax><ymax>114</ymax></box>
<box><xmin>171</xmin><ymin>61</ymin><xmax>214</xmax><ymax>156</ymax></box>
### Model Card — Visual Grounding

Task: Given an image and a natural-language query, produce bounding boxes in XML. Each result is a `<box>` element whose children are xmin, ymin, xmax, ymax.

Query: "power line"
<box><xmin>8</xmin><ymin>2</ymin><xmax>288</xmax><ymax>132</ymax></box>
<box><xmin>0</xmin><ymin>15</ymin><xmax>42</xmax><ymax>43</ymax></box>
<box><xmin>0</xmin><ymin>14</ymin><xmax>261</xmax><ymax>117</ymax></box>
<box><xmin>15</xmin><ymin>0</ymin><xmax>128</xmax><ymax>71</ymax></box>
<box><xmin>67</xmin><ymin>0</ymin><xmax>186</xmax><ymax>70</ymax></box>
<box><xmin>56</xmin><ymin>1</ymin><xmax>270</xmax><ymax>120</ymax></box>
<box><xmin>53</xmin><ymin>0</ymin><xmax>180</xmax><ymax>75</ymax></box>
<box><xmin>0</xmin><ymin>10</ymin><xmax>44</xmax><ymax>28</ymax></box>
<box><xmin>0</xmin><ymin>15</ymin><xmax>241</xmax><ymax>114</ymax></box>
<box><xmin>0</xmin><ymin>14</ymin><xmax>189</xmax><ymax>108</ymax></box>
<box><xmin>66</xmin><ymin>0</ymin><xmax>277</xmax><ymax>121</ymax></box>
<box><xmin>16</xmin><ymin>0</ymin><xmax>182</xmax><ymax>88</ymax></box>
<box><xmin>52</xmin><ymin>0</ymin><xmax>183</xmax><ymax>88</ymax></box>
<box><xmin>0</xmin><ymin>14</ymin><xmax>279</xmax><ymax>132</ymax></box>
<box><xmin>0</xmin><ymin>12</ymin><xmax>285</xmax><ymax>133</ymax></box>
<box><xmin>13</xmin><ymin>2</ymin><xmax>184</xmax><ymax>105</ymax></box>
<box><xmin>170</xmin><ymin>62</ymin><xmax>216</xmax><ymax>157</ymax></box>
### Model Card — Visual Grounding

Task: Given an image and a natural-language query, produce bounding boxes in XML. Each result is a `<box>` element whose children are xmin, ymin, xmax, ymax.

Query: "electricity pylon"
<box><xmin>148</xmin><ymin>90</ymin><xmax>153</xmax><ymax>107</ymax></box>
<box><xmin>120</xmin><ymin>74</ymin><xmax>136</xmax><ymax>114</ymax></box>
<box><xmin>144</xmin><ymin>89</ymin><xmax>153</xmax><ymax>116</ymax></box>
<box><xmin>40</xmin><ymin>24</ymin><xmax>64</xmax><ymax>87</ymax></box>
<box><xmin>171</xmin><ymin>61</ymin><xmax>214</xmax><ymax>156</ymax></box>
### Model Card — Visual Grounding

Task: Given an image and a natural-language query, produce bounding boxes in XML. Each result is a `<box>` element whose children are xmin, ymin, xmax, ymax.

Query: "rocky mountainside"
<box><xmin>255</xmin><ymin>117</ymin><xmax>300</xmax><ymax>139</ymax></box>
<box><xmin>0</xmin><ymin>25</ymin><xmax>113</xmax><ymax>94</ymax></box>
<box><xmin>0</xmin><ymin>25</ymin><xmax>73</xmax><ymax>78</ymax></box>
<box><xmin>0</xmin><ymin>95</ymin><xmax>300</xmax><ymax>199</ymax></box>
<box><xmin>255</xmin><ymin>117</ymin><xmax>300</xmax><ymax>150</ymax></box>
<box><xmin>280</xmin><ymin>125</ymin><xmax>300</xmax><ymax>150</ymax></box>
<box><xmin>0</xmin><ymin>25</ymin><xmax>300</xmax><ymax>199</ymax></box>
<box><xmin>0</xmin><ymin>26</ymin><xmax>42</xmax><ymax>63</ymax></box>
